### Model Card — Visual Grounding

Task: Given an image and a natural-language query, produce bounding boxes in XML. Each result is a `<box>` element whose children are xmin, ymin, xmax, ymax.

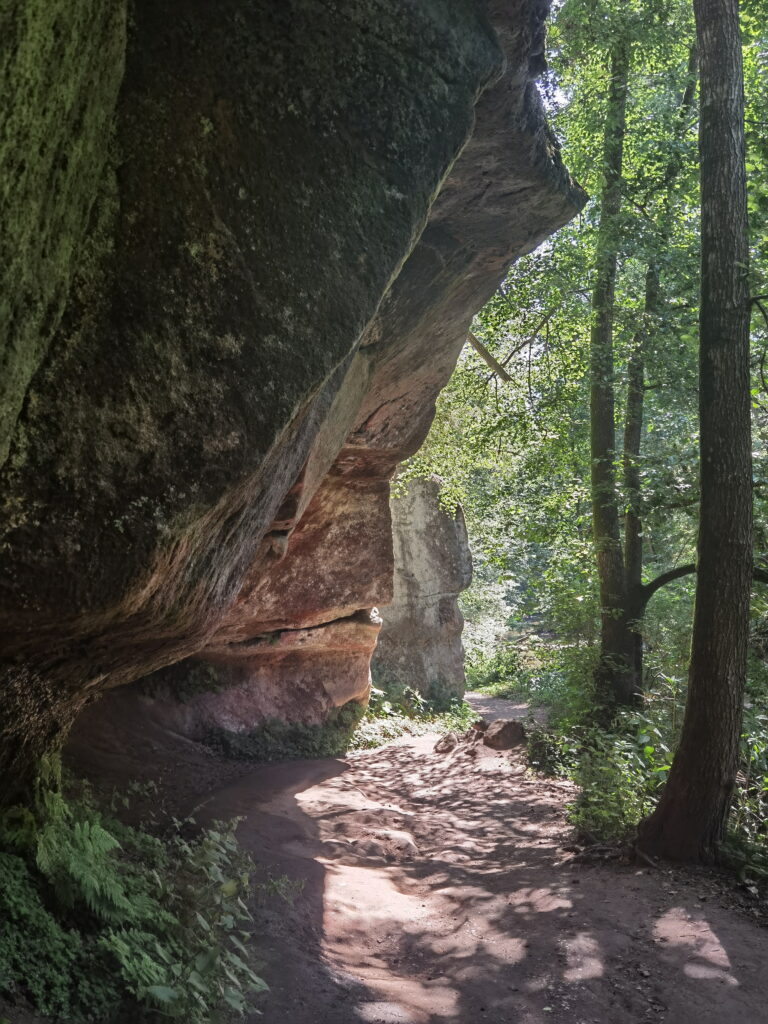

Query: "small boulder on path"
<box><xmin>434</xmin><ymin>732</ymin><xmax>459</xmax><ymax>753</ymax></box>
<box><xmin>483</xmin><ymin>718</ymin><xmax>526</xmax><ymax>750</ymax></box>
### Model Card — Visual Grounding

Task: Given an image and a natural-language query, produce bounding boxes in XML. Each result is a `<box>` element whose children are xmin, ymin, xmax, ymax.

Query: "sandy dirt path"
<box><xmin>194</xmin><ymin>710</ymin><xmax>768</xmax><ymax>1024</ymax></box>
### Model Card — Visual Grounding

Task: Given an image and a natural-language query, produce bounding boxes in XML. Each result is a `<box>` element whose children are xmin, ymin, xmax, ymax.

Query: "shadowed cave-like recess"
<box><xmin>0</xmin><ymin>0</ymin><xmax>584</xmax><ymax>797</ymax></box>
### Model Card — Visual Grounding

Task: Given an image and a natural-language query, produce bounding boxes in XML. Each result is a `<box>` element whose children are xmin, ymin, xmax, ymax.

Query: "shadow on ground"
<box><xmin>63</xmin><ymin>690</ymin><xmax>768</xmax><ymax>1024</ymax></box>
<box><xmin>199</xmin><ymin>724</ymin><xmax>768</xmax><ymax>1024</ymax></box>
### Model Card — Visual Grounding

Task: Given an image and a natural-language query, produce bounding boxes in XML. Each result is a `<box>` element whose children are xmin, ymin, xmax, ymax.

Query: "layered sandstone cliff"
<box><xmin>0</xmin><ymin>0</ymin><xmax>583</xmax><ymax>788</ymax></box>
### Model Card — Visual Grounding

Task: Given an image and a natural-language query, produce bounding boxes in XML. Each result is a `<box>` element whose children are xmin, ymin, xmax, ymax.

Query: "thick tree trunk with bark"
<box><xmin>638</xmin><ymin>0</ymin><xmax>751</xmax><ymax>862</ymax></box>
<box><xmin>590</xmin><ymin>42</ymin><xmax>633</xmax><ymax>706</ymax></box>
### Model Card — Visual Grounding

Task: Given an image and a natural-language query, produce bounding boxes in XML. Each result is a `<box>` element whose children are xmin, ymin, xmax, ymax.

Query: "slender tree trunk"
<box><xmin>638</xmin><ymin>0</ymin><xmax>751</xmax><ymax>862</ymax></box>
<box><xmin>621</xmin><ymin>266</ymin><xmax>659</xmax><ymax>693</ymax></box>
<box><xmin>612</xmin><ymin>44</ymin><xmax>699</xmax><ymax>701</ymax></box>
<box><xmin>590</xmin><ymin>41</ymin><xmax>633</xmax><ymax>706</ymax></box>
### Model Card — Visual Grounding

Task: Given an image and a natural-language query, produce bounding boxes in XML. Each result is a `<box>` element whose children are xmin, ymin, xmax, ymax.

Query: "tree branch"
<box><xmin>641</xmin><ymin>562</ymin><xmax>768</xmax><ymax>602</ymax></box>
<box><xmin>752</xmin><ymin>297</ymin><xmax>768</xmax><ymax>335</ymax></box>
<box><xmin>500</xmin><ymin>309</ymin><xmax>556</xmax><ymax>368</ymax></box>
<box><xmin>641</xmin><ymin>563</ymin><xmax>696</xmax><ymax>601</ymax></box>
<box><xmin>466</xmin><ymin>332</ymin><xmax>512</xmax><ymax>382</ymax></box>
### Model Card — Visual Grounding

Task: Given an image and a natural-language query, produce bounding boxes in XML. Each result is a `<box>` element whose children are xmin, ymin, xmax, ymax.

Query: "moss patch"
<box><xmin>138</xmin><ymin>658</ymin><xmax>227</xmax><ymax>705</ymax></box>
<box><xmin>206</xmin><ymin>701</ymin><xmax>366</xmax><ymax>762</ymax></box>
<box><xmin>0</xmin><ymin>0</ymin><xmax>126</xmax><ymax>463</ymax></box>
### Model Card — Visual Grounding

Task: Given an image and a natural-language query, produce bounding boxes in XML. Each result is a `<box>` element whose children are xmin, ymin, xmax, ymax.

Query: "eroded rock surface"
<box><xmin>373</xmin><ymin>477</ymin><xmax>473</xmax><ymax>703</ymax></box>
<box><xmin>1</xmin><ymin>0</ymin><xmax>584</xmax><ymax>788</ymax></box>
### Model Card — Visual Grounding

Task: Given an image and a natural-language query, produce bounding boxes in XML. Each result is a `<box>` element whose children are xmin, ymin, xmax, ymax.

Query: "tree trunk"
<box><xmin>638</xmin><ymin>0</ymin><xmax>751</xmax><ymax>862</ymax></box>
<box><xmin>621</xmin><ymin>266</ymin><xmax>659</xmax><ymax>695</ymax></box>
<box><xmin>609</xmin><ymin>44</ymin><xmax>699</xmax><ymax>702</ymax></box>
<box><xmin>590</xmin><ymin>41</ymin><xmax>633</xmax><ymax>706</ymax></box>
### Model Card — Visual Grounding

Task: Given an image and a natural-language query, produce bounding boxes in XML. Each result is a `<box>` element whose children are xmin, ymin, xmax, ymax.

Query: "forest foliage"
<box><xmin>406</xmin><ymin>0</ymin><xmax>768</xmax><ymax>865</ymax></box>
<box><xmin>0</xmin><ymin>759</ymin><xmax>267</xmax><ymax>1022</ymax></box>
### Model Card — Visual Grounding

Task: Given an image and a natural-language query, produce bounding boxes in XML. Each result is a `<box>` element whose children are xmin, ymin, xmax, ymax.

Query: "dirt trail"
<box><xmin>193</xmin><ymin>702</ymin><xmax>768</xmax><ymax>1024</ymax></box>
<box><xmin>465</xmin><ymin>690</ymin><xmax>548</xmax><ymax>725</ymax></box>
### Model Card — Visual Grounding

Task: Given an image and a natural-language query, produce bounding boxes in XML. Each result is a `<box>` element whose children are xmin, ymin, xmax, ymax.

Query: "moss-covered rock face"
<box><xmin>1</xmin><ymin>0</ymin><xmax>501</xmax><ymax>628</ymax></box>
<box><xmin>0</xmin><ymin>0</ymin><xmax>584</xmax><ymax>795</ymax></box>
<box><xmin>0</xmin><ymin>1</ymin><xmax>127</xmax><ymax>464</ymax></box>
<box><xmin>205</xmin><ymin>701</ymin><xmax>367</xmax><ymax>763</ymax></box>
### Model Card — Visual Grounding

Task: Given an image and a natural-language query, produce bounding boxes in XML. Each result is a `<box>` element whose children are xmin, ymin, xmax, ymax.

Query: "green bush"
<box><xmin>525</xmin><ymin>659</ymin><xmax>768</xmax><ymax>864</ymax></box>
<box><xmin>0</xmin><ymin>764</ymin><xmax>266</xmax><ymax>1022</ymax></box>
<box><xmin>349</xmin><ymin>686</ymin><xmax>478</xmax><ymax>750</ymax></box>
<box><xmin>527</xmin><ymin>705</ymin><xmax>674</xmax><ymax>843</ymax></box>
<box><xmin>465</xmin><ymin>645</ymin><xmax>524</xmax><ymax>696</ymax></box>
<box><xmin>566</xmin><ymin>718</ymin><xmax>672</xmax><ymax>842</ymax></box>
<box><xmin>0</xmin><ymin>851</ymin><xmax>84</xmax><ymax>1018</ymax></box>
<box><xmin>724</xmin><ymin>702</ymin><xmax>768</xmax><ymax>877</ymax></box>
<box><xmin>526</xmin><ymin>726</ymin><xmax>582</xmax><ymax>777</ymax></box>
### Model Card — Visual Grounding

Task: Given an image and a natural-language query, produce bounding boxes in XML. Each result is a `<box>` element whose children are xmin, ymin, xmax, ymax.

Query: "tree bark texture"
<box><xmin>590</xmin><ymin>41</ymin><xmax>633</xmax><ymax>706</ymax></box>
<box><xmin>638</xmin><ymin>0</ymin><xmax>751</xmax><ymax>862</ymax></box>
<box><xmin>621</xmin><ymin>266</ymin><xmax>658</xmax><ymax>693</ymax></box>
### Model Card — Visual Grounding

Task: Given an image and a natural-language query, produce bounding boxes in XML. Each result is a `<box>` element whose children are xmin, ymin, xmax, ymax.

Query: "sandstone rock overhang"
<box><xmin>0</xmin><ymin>0</ymin><xmax>585</xmax><ymax>791</ymax></box>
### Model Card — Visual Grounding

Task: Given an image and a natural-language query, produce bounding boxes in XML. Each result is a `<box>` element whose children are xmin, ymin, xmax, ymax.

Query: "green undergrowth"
<box><xmin>516</xmin><ymin>650</ymin><xmax>691</xmax><ymax>843</ymax></box>
<box><xmin>723</xmin><ymin>699</ymin><xmax>768</xmax><ymax>878</ymax></box>
<box><xmin>465</xmin><ymin>645</ymin><xmax>528</xmax><ymax>698</ymax></box>
<box><xmin>523</xmin><ymin>653</ymin><xmax>768</xmax><ymax>868</ymax></box>
<box><xmin>349</xmin><ymin>685</ymin><xmax>478</xmax><ymax>750</ymax></box>
<box><xmin>0</xmin><ymin>758</ymin><xmax>266</xmax><ymax>1022</ymax></box>
<box><xmin>468</xmin><ymin>637</ymin><xmax>599</xmax><ymax>722</ymax></box>
<box><xmin>528</xmin><ymin>710</ymin><xmax>675</xmax><ymax>843</ymax></box>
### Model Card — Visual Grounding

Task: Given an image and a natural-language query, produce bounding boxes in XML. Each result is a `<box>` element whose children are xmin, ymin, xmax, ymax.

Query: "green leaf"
<box><xmin>194</xmin><ymin>948</ymin><xmax>218</xmax><ymax>973</ymax></box>
<box><xmin>223</xmin><ymin>987</ymin><xmax>246</xmax><ymax>1011</ymax></box>
<box><xmin>146</xmin><ymin>985</ymin><xmax>180</xmax><ymax>1004</ymax></box>
<box><xmin>229</xmin><ymin>934</ymin><xmax>250</xmax><ymax>957</ymax></box>
<box><xmin>188</xmin><ymin>970</ymin><xmax>208</xmax><ymax>993</ymax></box>
<box><xmin>221</xmin><ymin>878</ymin><xmax>238</xmax><ymax>897</ymax></box>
